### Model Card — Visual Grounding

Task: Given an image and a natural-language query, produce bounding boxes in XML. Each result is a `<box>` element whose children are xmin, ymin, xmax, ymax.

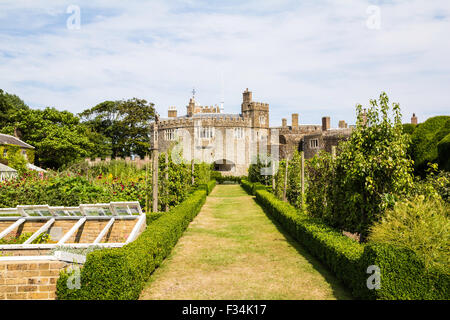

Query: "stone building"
<box><xmin>151</xmin><ymin>89</ymin><xmax>352</xmax><ymax>176</ymax></box>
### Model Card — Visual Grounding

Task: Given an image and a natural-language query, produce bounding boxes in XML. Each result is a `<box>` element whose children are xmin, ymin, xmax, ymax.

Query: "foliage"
<box><xmin>254</xmin><ymin>188</ymin><xmax>365</xmax><ymax>297</ymax></box>
<box><xmin>305</xmin><ymin>151</ymin><xmax>334</xmax><ymax>219</ymax></box>
<box><xmin>402</xmin><ymin>123</ymin><xmax>416</xmax><ymax>135</ymax></box>
<box><xmin>254</xmin><ymin>186</ymin><xmax>449</xmax><ymax>300</ymax></box>
<box><xmin>248</xmin><ymin>155</ymin><xmax>272</xmax><ymax>186</ymax></box>
<box><xmin>0</xmin><ymin>231</ymin><xmax>51</xmax><ymax>245</ymax></box>
<box><xmin>437</xmin><ymin>132</ymin><xmax>450</xmax><ymax>172</ymax></box>
<box><xmin>368</xmin><ymin>196</ymin><xmax>449</xmax><ymax>270</ymax></box>
<box><xmin>0</xmin><ymin>144</ymin><xmax>28</xmax><ymax>174</ymax></box>
<box><xmin>79</xmin><ymin>98</ymin><xmax>156</xmax><ymax>158</ymax></box>
<box><xmin>358</xmin><ymin>243</ymin><xmax>449</xmax><ymax>300</ymax></box>
<box><xmin>1</xmin><ymin>106</ymin><xmax>111</xmax><ymax>169</ymax></box>
<box><xmin>409</xmin><ymin>116</ymin><xmax>450</xmax><ymax>174</ymax></box>
<box><xmin>56</xmin><ymin>189</ymin><xmax>208</xmax><ymax>300</ymax></box>
<box><xmin>211</xmin><ymin>171</ymin><xmax>245</xmax><ymax>184</ymax></box>
<box><xmin>330</xmin><ymin>92</ymin><xmax>414</xmax><ymax>240</ymax></box>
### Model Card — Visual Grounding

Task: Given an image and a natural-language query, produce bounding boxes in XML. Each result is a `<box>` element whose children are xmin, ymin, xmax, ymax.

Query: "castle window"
<box><xmin>197</xmin><ymin>127</ymin><xmax>214</xmax><ymax>139</ymax></box>
<box><xmin>164</xmin><ymin>129</ymin><xmax>175</xmax><ymax>141</ymax></box>
<box><xmin>310</xmin><ymin>139</ymin><xmax>319</xmax><ymax>149</ymax></box>
<box><xmin>259</xmin><ymin>115</ymin><xmax>266</xmax><ymax>125</ymax></box>
<box><xmin>234</xmin><ymin>127</ymin><xmax>244</xmax><ymax>139</ymax></box>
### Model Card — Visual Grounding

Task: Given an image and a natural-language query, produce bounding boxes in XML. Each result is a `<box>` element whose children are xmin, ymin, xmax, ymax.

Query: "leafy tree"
<box><xmin>1</xmin><ymin>107</ymin><xmax>111</xmax><ymax>169</ymax></box>
<box><xmin>79</xmin><ymin>98</ymin><xmax>156</xmax><ymax>158</ymax></box>
<box><xmin>330</xmin><ymin>92</ymin><xmax>414</xmax><ymax>241</ymax></box>
<box><xmin>0</xmin><ymin>89</ymin><xmax>28</xmax><ymax>127</ymax></box>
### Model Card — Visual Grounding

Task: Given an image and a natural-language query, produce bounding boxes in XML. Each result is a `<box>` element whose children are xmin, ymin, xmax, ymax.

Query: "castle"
<box><xmin>151</xmin><ymin>89</ymin><xmax>354</xmax><ymax>176</ymax></box>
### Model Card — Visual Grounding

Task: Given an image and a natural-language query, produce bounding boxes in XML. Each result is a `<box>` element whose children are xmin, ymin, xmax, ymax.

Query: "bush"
<box><xmin>410</xmin><ymin>116</ymin><xmax>450</xmax><ymax>174</ymax></box>
<box><xmin>240</xmin><ymin>179</ymin><xmax>253</xmax><ymax>195</ymax></box>
<box><xmin>357</xmin><ymin>243</ymin><xmax>449</xmax><ymax>300</ymax></box>
<box><xmin>437</xmin><ymin>132</ymin><xmax>450</xmax><ymax>171</ymax></box>
<box><xmin>254</xmin><ymin>189</ymin><xmax>365</xmax><ymax>295</ymax></box>
<box><xmin>254</xmin><ymin>188</ymin><xmax>450</xmax><ymax>299</ymax></box>
<box><xmin>330</xmin><ymin>92</ymin><xmax>414</xmax><ymax>240</ymax></box>
<box><xmin>56</xmin><ymin>188</ymin><xmax>207</xmax><ymax>300</ymax></box>
<box><xmin>368</xmin><ymin>196</ymin><xmax>449</xmax><ymax>270</ymax></box>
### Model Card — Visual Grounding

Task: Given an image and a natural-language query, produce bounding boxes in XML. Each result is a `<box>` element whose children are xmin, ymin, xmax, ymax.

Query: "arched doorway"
<box><xmin>213</xmin><ymin>159</ymin><xmax>235</xmax><ymax>172</ymax></box>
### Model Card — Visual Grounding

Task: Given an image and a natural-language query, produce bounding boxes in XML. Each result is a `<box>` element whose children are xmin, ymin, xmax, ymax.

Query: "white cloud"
<box><xmin>0</xmin><ymin>0</ymin><xmax>449</xmax><ymax>127</ymax></box>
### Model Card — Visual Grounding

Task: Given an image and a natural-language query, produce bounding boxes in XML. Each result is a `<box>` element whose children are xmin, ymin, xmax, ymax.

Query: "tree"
<box><xmin>331</xmin><ymin>92</ymin><xmax>414</xmax><ymax>241</ymax></box>
<box><xmin>79</xmin><ymin>98</ymin><xmax>156</xmax><ymax>158</ymax></box>
<box><xmin>1</xmin><ymin>107</ymin><xmax>111</xmax><ymax>169</ymax></box>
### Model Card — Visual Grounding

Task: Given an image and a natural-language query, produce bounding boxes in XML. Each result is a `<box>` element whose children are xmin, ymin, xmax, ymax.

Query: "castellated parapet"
<box><xmin>149</xmin><ymin>88</ymin><xmax>352</xmax><ymax>176</ymax></box>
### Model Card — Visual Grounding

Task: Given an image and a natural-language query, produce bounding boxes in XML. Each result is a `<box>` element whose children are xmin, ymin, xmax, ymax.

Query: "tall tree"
<box><xmin>79</xmin><ymin>98</ymin><xmax>156</xmax><ymax>158</ymax></box>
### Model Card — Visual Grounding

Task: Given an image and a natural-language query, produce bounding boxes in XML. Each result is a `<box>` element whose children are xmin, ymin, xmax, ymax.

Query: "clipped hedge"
<box><xmin>198</xmin><ymin>180</ymin><xmax>217</xmax><ymax>195</ymax></box>
<box><xmin>254</xmin><ymin>188</ymin><xmax>450</xmax><ymax>300</ymax></box>
<box><xmin>56</xmin><ymin>188</ymin><xmax>207</xmax><ymax>300</ymax></box>
<box><xmin>240</xmin><ymin>179</ymin><xmax>268</xmax><ymax>195</ymax></box>
<box><xmin>357</xmin><ymin>243</ymin><xmax>450</xmax><ymax>300</ymax></box>
<box><xmin>254</xmin><ymin>189</ymin><xmax>365</xmax><ymax>294</ymax></box>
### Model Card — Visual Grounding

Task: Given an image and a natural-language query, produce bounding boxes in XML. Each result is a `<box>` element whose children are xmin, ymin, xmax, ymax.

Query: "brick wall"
<box><xmin>0</xmin><ymin>260</ymin><xmax>69</xmax><ymax>300</ymax></box>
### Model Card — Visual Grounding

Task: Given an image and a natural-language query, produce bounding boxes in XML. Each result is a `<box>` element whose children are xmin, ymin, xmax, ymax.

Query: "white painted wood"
<box><xmin>125</xmin><ymin>214</ymin><xmax>146</xmax><ymax>244</ymax></box>
<box><xmin>23</xmin><ymin>218</ymin><xmax>55</xmax><ymax>244</ymax></box>
<box><xmin>94</xmin><ymin>218</ymin><xmax>115</xmax><ymax>244</ymax></box>
<box><xmin>0</xmin><ymin>243</ymin><xmax>124</xmax><ymax>250</ymax></box>
<box><xmin>57</xmin><ymin>217</ymin><xmax>87</xmax><ymax>245</ymax></box>
<box><xmin>0</xmin><ymin>218</ymin><xmax>26</xmax><ymax>240</ymax></box>
<box><xmin>54</xmin><ymin>251</ymin><xmax>86</xmax><ymax>264</ymax></box>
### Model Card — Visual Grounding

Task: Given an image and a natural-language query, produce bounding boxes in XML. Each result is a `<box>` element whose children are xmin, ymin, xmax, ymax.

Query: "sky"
<box><xmin>0</xmin><ymin>0</ymin><xmax>449</xmax><ymax>127</ymax></box>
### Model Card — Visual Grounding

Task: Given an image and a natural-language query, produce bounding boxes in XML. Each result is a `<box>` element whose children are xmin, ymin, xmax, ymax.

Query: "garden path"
<box><xmin>140</xmin><ymin>185</ymin><xmax>351</xmax><ymax>300</ymax></box>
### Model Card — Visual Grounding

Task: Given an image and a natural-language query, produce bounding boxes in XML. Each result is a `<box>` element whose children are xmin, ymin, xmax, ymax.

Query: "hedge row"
<box><xmin>253</xmin><ymin>188</ymin><xmax>449</xmax><ymax>299</ymax></box>
<box><xmin>211</xmin><ymin>172</ymin><xmax>245</xmax><ymax>184</ymax></box>
<box><xmin>240</xmin><ymin>179</ymin><xmax>269</xmax><ymax>195</ymax></box>
<box><xmin>56</xmin><ymin>188</ymin><xmax>209</xmax><ymax>300</ymax></box>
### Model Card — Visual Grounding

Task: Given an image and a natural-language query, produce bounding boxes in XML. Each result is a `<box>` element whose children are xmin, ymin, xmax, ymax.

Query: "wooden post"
<box><xmin>191</xmin><ymin>159</ymin><xmax>195</xmax><ymax>185</ymax></box>
<box><xmin>152</xmin><ymin>117</ymin><xmax>159</xmax><ymax>213</ymax></box>
<box><xmin>283</xmin><ymin>159</ymin><xmax>289</xmax><ymax>202</ymax></box>
<box><xmin>301</xmin><ymin>151</ymin><xmax>305</xmax><ymax>208</ymax></box>
<box><xmin>165</xmin><ymin>152</ymin><xmax>169</xmax><ymax>212</ymax></box>
<box><xmin>272</xmin><ymin>161</ymin><xmax>275</xmax><ymax>192</ymax></box>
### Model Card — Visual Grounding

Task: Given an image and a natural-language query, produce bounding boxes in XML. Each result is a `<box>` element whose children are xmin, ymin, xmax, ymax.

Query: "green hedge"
<box><xmin>254</xmin><ymin>189</ymin><xmax>365</xmax><ymax>294</ymax></box>
<box><xmin>240</xmin><ymin>179</ymin><xmax>268</xmax><ymax>195</ymax></box>
<box><xmin>56</xmin><ymin>188</ymin><xmax>208</xmax><ymax>300</ymax></box>
<box><xmin>212</xmin><ymin>172</ymin><xmax>246</xmax><ymax>184</ymax></box>
<box><xmin>253</xmin><ymin>188</ymin><xmax>450</xmax><ymax>300</ymax></box>
<box><xmin>357</xmin><ymin>243</ymin><xmax>450</xmax><ymax>299</ymax></box>
<box><xmin>198</xmin><ymin>180</ymin><xmax>217</xmax><ymax>195</ymax></box>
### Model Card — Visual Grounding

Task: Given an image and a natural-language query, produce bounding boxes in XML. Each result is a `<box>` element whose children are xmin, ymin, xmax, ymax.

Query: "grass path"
<box><xmin>140</xmin><ymin>185</ymin><xmax>351</xmax><ymax>300</ymax></box>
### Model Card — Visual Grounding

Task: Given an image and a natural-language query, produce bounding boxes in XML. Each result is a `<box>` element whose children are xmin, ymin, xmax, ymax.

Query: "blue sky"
<box><xmin>0</xmin><ymin>0</ymin><xmax>449</xmax><ymax>127</ymax></box>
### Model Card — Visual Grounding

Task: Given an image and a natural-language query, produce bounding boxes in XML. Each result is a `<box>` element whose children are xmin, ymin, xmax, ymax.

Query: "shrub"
<box><xmin>437</xmin><ymin>132</ymin><xmax>450</xmax><ymax>171</ymax></box>
<box><xmin>410</xmin><ymin>116</ymin><xmax>450</xmax><ymax>174</ymax></box>
<box><xmin>254</xmin><ymin>188</ymin><xmax>450</xmax><ymax>300</ymax></box>
<box><xmin>357</xmin><ymin>243</ymin><xmax>449</xmax><ymax>300</ymax></box>
<box><xmin>240</xmin><ymin>179</ymin><xmax>253</xmax><ymax>195</ymax></box>
<box><xmin>254</xmin><ymin>189</ymin><xmax>365</xmax><ymax>295</ymax></box>
<box><xmin>56</xmin><ymin>188</ymin><xmax>207</xmax><ymax>300</ymax></box>
<box><xmin>331</xmin><ymin>92</ymin><xmax>414</xmax><ymax>240</ymax></box>
<box><xmin>368</xmin><ymin>196</ymin><xmax>449</xmax><ymax>270</ymax></box>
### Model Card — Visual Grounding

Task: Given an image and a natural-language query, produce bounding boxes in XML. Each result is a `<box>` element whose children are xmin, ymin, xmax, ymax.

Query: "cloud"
<box><xmin>0</xmin><ymin>0</ymin><xmax>449</xmax><ymax>127</ymax></box>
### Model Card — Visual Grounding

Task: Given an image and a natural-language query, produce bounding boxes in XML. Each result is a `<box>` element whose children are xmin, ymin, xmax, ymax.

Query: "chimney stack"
<box><xmin>168</xmin><ymin>106</ymin><xmax>177</xmax><ymax>118</ymax></box>
<box><xmin>338</xmin><ymin>120</ymin><xmax>347</xmax><ymax>129</ymax></box>
<box><xmin>322</xmin><ymin>116</ymin><xmax>330</xmax><ymax>131</ymax></box>
<box><xmin>282</xmin><ymin>118</ymin><xmax>287</xmax><ymax>128</ymax></box>
<box><xmin>411</xmin><ymin>113</ymin><xmax>418</xmax><ymax>125</ymax></box>
<box><xmin>292</xmin><ymin>113</ymin><xmax>298</xmax><ymax>130</ymax></box>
